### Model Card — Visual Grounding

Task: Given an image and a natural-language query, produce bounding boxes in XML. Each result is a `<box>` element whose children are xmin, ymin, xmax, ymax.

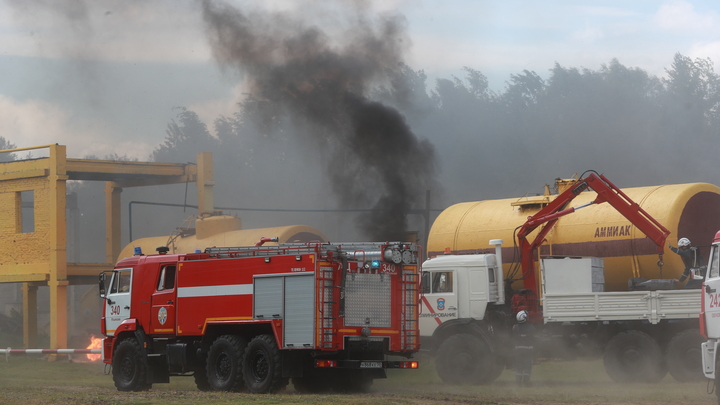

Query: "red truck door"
<box><xmin>150</xmin><ymin>264</ymin><xmax>178</xmax><ymax>335</ymax></box>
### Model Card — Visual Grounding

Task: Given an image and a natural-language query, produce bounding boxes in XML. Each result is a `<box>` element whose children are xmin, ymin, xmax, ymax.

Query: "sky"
<box><xmin>1</xmin><ymin>0</ymin><xmax>720</xmax><ymax>160</ymax></box>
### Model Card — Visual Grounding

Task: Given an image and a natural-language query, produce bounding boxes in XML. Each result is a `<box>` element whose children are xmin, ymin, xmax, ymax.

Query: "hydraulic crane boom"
<box><xmin>516</xmin><ymin>172</ymin><xmax>671</xmax><ymax>298</ymax></box>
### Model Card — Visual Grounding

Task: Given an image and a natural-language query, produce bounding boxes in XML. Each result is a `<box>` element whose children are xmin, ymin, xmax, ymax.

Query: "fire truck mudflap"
<box><xmin>100</xmin><ymin>241</ymin><xmax>420</xmax><ymax>393</ymax></box>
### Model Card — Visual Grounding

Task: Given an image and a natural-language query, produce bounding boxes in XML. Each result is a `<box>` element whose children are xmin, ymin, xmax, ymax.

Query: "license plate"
<box><xmin>360</xmin><ymin>361</ymin><xmax>382</xmax><ymax>368</ymax></box>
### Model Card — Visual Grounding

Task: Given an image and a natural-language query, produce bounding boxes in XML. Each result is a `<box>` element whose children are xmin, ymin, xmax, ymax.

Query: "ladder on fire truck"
<box><xmin>317</xmin><ymin>261</ymin><xmax>339</xmax><ymax>349</ymax></box>
<box><xmin>401</xmin><ymin>267</ymin><xmax>420</xmax><ymax>350</ymax></box>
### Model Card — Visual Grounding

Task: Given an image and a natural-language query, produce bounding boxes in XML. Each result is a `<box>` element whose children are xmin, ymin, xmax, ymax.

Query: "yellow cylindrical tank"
<box><xmin>428</xmin><ymin>182</ymin><xmax>720</xmax><ymax>291</ymax></box>
<box><xmin>118</xmin><ymin>215</ymin><xmax>327</xmax><ymax>261</ymax></box>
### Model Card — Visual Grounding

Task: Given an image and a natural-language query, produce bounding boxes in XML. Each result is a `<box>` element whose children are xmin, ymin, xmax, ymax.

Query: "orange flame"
<box><xmin>86</xmin><ymin>336</ymin><xmax>102</xmax><ymax>361</ymax></box>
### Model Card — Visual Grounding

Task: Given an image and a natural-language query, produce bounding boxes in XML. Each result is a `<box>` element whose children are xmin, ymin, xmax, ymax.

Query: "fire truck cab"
<box><xmin>100</xmin><ymin>242</ymin><xmax>420</xmax><ymax>394</ymax></box>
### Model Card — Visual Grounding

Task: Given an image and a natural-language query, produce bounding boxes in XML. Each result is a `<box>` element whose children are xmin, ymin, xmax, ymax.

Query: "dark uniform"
<box><xmin>670</xmin><ymin>245</ymin><xmax>705</xmax><ymax>289</ymax></box>
<box><xmin>512</xmin><ymin>320</ymin><xmax>535</xmax><ymax>385</ymax></box>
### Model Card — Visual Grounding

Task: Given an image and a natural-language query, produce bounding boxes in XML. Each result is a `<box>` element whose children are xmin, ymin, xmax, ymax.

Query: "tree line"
<box><xmin>151</xmin><ymin>53</ymin><xmax>720</xmax><ymax>207</ymax></box>
<box><xmin>1</xmin><ymin>53</ymin><xmax>718</xmax><ymax>250</ymax></box>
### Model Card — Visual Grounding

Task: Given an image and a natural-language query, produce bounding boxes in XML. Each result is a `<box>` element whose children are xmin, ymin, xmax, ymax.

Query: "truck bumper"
<box><xmin>316</xmin><ymin>359</ymin><xmax>419</xmax><ymax>369</ymax></box>
<box><xmin>102</xmin><ymin>337</ymin><xmax>115</xmax><ymax>364</ymax></box>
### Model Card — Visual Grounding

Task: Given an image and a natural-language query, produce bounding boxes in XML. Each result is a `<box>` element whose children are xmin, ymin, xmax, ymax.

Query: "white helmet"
<box><xmin>516</xmin><ymin>310</ymin><xmax>528</xmax><ymax>323</ymax></box>
<box><xmin>678</xmin><ymin>238</ymin><xmax>691</xmax><ymax>248</ymax></box>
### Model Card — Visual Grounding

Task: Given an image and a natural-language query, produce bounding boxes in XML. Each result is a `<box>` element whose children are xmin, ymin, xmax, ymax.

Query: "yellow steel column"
<box><xmin>196</xmin><ymin>152</ymin><xmax>214</xmax><ymax>214</ymax></box>
<box><xmin>48</xmin><ymin>144</ymin><xmax>68</xmax><ymax>350</ymax></box>
<box><xmin>22</xmin><ymin>283</ymin><xmax>38</xmax><ymax>348</ymax></box>
<box><xmin>105</xmin><ymin>182</ymin><xmax>122</xmax><ymax>264</ymax></box>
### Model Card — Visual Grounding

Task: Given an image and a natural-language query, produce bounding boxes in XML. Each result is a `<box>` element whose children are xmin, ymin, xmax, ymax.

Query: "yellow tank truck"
<box><xmin>421</xmin><ymin>172</ymin><xmax>718</xmax><ymax>385</ymax></box>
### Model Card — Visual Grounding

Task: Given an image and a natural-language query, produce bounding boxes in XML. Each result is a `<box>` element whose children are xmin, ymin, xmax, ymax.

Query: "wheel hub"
<box><xmin>251</xmin><ymin>352</ymin><xmax>269</xmax><ymax>381</ymax></box>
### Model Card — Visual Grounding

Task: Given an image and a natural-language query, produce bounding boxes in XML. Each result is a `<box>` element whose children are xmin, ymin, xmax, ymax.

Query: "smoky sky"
<box><xmin>200</xmin><ymin>0</ymin><xmax>436</xmax><ymax>241</ymax></box>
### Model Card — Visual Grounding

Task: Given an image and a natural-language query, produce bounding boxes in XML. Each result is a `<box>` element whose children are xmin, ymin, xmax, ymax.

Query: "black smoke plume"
<box><xmin>200</xmin><ymin>0</ymin><xmax>436</xmax><ymax>241</ymax></box>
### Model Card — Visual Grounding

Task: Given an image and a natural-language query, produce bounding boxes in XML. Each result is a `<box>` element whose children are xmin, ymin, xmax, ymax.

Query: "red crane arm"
<box><xmin>516</xmin><ymin>173</ymin><xmax>670</xmax><ymax>294</ymax></box>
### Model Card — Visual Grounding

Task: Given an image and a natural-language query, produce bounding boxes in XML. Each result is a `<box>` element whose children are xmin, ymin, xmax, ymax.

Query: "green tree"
<box><xmin>0</xmin><ymin>137</ymin><xmax>17</xmax><ymax>162</ymax></box>
<box><xmin>151</xmin><ymin>108</ymin><xmax>220</xmax><ymax>163</ymax></box>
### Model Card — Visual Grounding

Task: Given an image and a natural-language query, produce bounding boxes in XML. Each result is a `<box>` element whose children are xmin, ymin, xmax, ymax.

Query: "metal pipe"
<box><xmin>1</xmin><ymin>348</ymin><xmax>101</xmax><ymax>354</ymax></box>
<box><xmin>489</xmin><ymin>239</ymin><xmax>505</xmax><ymax>305</ymax></box>
<box><xmin>0</xmin><ymin>144</ymin><xmax>57</xmax><ymax>153</ymax></box>
<box><xmin>2</xmin><ymin>348</ymin><xmax>101</xmax><ymax>362</ymax></box>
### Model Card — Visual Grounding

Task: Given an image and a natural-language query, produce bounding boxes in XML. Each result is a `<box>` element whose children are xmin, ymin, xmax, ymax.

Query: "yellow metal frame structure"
<box><xmin>0</xmin><ymin>144</ymin><xmax>214</xmax><ymax>349</ymax></box>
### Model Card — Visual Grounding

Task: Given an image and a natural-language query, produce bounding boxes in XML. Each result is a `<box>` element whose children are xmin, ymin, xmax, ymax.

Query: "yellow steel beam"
<box><xmin>0</xmin><ymin>158</ymin><xmax>50</xmax><ymax>182</ymax></box>
<box><xmin>66</xmin><ymin>159</ymin><xmax>193</xmax><ymax>177</ymax></box>
<box><xmin>0</xmin><ymin>144</ymin><xmax>57</xmax><ymax>154</ymax></box>
<box><xmin>22</xmin><ymin>283</ymin><xmax>38</xmax><ymax>349</ymax></box>
<box><xmin>68</xmin><ymin>263</ymin><xmax>115</xmax><ymax>277</ymax></box>
<box><xmin>197</xmin><ymin>152</ymin><xmax>214</xmax><ymax>214</ymax></box>
<box><xmin>0</xmin><ymin>168</ymin><xmax>49</xmax><ymax>181</ymax></box>
<box><xmin>105</xmin><ymin>183</ymin><xmax>122</xmax><ymax>264</ymax></box>
<box><xmin>111</xmin><ymin>175</ymin><xmax>196</xmax><ymax>188</ymax></box>
<box><xmin>49</xmin><ymin>144</ymin><xmax>68</xmax><ymax>351</ymax></box>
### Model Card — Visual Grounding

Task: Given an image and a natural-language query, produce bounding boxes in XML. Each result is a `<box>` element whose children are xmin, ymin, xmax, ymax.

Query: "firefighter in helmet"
<box><xmin>512</xmin><ymin>310</ymin><xmax>535</xmax><ymax>386</ymax></box>
<box><xmin>670</xmin><ymin>237</ymin><xmax>705</xmax><ymax>289</ymax></box>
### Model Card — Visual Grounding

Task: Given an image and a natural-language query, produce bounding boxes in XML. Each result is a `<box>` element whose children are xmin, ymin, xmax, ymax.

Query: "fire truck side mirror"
<box><xmin>99</xmin><ymin>273</ymin><xmax>107</xmax><ymax>298</ymax></box>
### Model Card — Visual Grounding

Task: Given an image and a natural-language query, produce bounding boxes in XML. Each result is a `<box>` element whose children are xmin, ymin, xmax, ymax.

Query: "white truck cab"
<box><xmin>420</xmin><ymin>240</ymin><xmax>505</xmax><ymax>337</ymax></box>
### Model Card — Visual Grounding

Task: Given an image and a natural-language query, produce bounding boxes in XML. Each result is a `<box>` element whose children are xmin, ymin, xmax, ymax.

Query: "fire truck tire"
<box><xmin>194</xmin><ymin>369</ymin><xmax>211</xmax><ymax>391</ymax></box>
<box><xmin>206</xmin><ymin>335</ymin><xmax>247</xmax><ymax>392</ymax></box>
<box><xmin>112</xmin><ymin>338</ymin><xmax>151</xmax><ymax>392</ymax></box>
<box><xmin>435</xmin><ymin>333</ymin><xmax>496</xmax><ymax>385</ymax></box>
<box><xmin>243</xmin><ymin>334</ymin><xmax>288</xmax><ymax>393</ymax></box>
<box><xmin>666</xmin><ymin>329</ymin><xmax>704</xmax><ymax>382</ymax></box>
<box><xmin>603</xmin><ymin>330</ymin><xmax>666</xmax><ymax>383</ymax></box>
<box><xmin>488</xmin><ymin>357</ymin><xmax>506</xmax><ymax>382</ymax></box>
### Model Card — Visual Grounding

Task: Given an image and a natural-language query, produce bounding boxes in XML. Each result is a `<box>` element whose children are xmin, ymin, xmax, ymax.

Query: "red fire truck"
<box><xmin>100</xmin><ymin>241</ymin><xmax>420</xmax><ymax>393</ymax></box>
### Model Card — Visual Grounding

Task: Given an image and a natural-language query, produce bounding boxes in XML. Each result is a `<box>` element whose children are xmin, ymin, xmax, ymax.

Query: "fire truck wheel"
<box><xmin>666</xmin><ymin>329</ymin><xmax>704</xmax><ymax>382</ymax></box>
<box><xmin>193</xmin><ymin>369</ymin><xmax>211</xmax><ymax>391</ymax></box>
<box><xmin>206</xmin><ymin>335</ymin><xmax>247</xmax><ymax>391</ymax></box>
<box><xmin>112</xmin><ymin>338</ymin><xmax>151</xmax><ymax>392</ymax></box>
<box><xmin>435</xmin><ymin>333</ymin><xmax>496</xmax><ymax>385</ymax></box>
<box><xmin>488</xmin><ymin>356</ymin><xmax>506</xmax><ymax>382</ymax></box>
<box><xmin>603</xmin><ymin>330</ymin><xmax>666</xmax><ymax>383</ymax></box>
<box><xmin>243</xmin><ymin>334</ymin><xmax>288</xmax><ymax>393</ymax></box>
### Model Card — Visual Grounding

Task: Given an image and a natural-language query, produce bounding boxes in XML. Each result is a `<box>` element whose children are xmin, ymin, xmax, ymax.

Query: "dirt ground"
<box><xmin>0</xmin><ymin>356</ymin><xmax>716</xmax><ymax>405</ymax></box>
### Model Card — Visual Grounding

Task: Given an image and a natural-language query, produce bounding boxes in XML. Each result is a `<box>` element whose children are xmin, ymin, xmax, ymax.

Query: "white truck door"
<box><xmin>468</xmin><ymin>268</ymin><xmax>489</xmax><ymax>318</ymax></box>
<box><xmin>104</xmin><ymin>268</ymin><xmax>132</xmax><ymax>336</ymax></box>
<box><xmin>420</xmin><ymin>270</ymin><xmax>458</xmax><ymax>335</ymax></box>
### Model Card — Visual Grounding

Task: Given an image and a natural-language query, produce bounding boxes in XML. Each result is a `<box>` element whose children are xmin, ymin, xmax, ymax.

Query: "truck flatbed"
<box><xmin>543</xmin><ymin>289</ymin><xmax>701</xmax><ymax>324</ymax></box>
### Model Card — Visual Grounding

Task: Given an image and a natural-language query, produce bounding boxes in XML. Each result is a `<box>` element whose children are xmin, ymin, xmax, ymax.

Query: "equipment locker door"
<box><xmin>104</xmin><ymin>268</ymin><xmax>132</xmax><ymax>336</ymax></box>
<box><xmin>284</xmin><ymin>274</ymin><xmax>314</xmax><ymax>348</ymax></box>
<box><xmin>150</xmin><ymin>264</ymin><xmax>178</xmax><ymax>335</ymax></box>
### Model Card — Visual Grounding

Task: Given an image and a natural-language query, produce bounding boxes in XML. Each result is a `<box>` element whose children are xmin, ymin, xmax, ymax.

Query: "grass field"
<box><xmin>0</xmin><ymin>354</ymin><xmax>715</xmax><ymax>405</ymax></box>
